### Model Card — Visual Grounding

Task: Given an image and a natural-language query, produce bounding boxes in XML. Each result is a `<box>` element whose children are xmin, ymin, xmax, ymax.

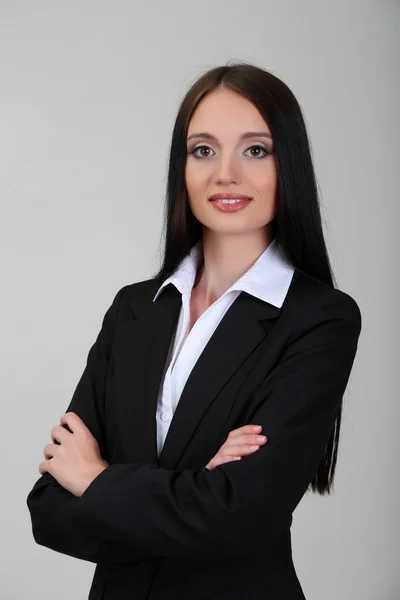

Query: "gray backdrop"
<box><xmin>0</xmin><ymin>1</ymin><xmax>398</xmax><ymax>598</ymax></box>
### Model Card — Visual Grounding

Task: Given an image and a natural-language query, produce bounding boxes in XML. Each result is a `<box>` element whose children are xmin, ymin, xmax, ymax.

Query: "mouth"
<box><xmin>209</xmin><ymin>198</ymin><xmax>252</xmax><ymax>205</ymax></box>
<box><xmin>209</xmin><ymin>193</ymin><xmax>252</xmax><ymax>202</ymax></box>
<box><xmin>208</xmin><ymin>195</ymin><xmax>252</xmax><ymax>213</ymax></box>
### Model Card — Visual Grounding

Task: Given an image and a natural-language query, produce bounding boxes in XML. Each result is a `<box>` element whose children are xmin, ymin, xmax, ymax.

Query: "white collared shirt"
<box><xmin>152</xmin><ymin>238</ymin><xmax>295</xmax><ymax>457</ymax></box>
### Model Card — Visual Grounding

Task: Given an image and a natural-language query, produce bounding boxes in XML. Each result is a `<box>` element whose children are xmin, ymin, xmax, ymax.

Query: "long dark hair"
<box><xmin>154</xmin><ymin>60</ymin><xmax>340</xmax><ymax>495</ymax></box>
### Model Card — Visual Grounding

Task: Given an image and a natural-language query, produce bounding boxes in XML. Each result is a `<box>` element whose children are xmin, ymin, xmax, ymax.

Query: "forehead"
<box><xmin>187</xmin><ymin>88</ymin><xmax>270</xmax><ymax>137</ymax></box>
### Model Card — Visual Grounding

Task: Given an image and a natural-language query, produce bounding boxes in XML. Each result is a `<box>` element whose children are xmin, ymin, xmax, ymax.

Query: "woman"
<box><xmin>26</xmin><ymin>62</ymin><xmax>362</xmax><ymax>599</ymax></box>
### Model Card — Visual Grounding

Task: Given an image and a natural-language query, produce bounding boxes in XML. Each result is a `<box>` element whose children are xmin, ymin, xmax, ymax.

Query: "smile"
<box><xmin>209</xmin><ymin>198</ymin><xmax>252</xmax><ymax>213</ymax></box>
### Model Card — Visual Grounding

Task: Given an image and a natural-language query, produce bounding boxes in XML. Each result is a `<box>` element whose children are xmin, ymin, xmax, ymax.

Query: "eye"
<box><xmin>187</xmin><ymin>144</ymin><xmax>271</xmax><ymax>159</ymax></box>
<box><xmin>188</xmin><ymin>145</ymin><xmax>215</xmax><ymax>159</ymax></box>
<box><xmin>244</xmin><ymin>145</ymin><xmax>272</xmax><ymax>158</ymax></box>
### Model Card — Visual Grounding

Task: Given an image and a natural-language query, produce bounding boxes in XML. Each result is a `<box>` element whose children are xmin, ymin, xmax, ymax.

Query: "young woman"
<box><xmin>27</xmin><ymin>62</ymin><xmax>362</xmax><ymax>599</ymax></box>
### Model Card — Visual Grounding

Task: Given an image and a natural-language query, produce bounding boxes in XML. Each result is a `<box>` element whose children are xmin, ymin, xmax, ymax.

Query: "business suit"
<box><xmin>153</xmin><ymin>237</ymin><xmax>295</xmax><ymax>457</ymax></box>
<box><xmin>27</xmin><ymin>267</ymin><xmax>362</xmax><ymax>599</ymax></box>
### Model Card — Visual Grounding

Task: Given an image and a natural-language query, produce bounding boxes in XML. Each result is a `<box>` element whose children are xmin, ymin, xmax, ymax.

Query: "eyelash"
<box><xmin>187</xmin><ymin>144</ymin><xmax>272</xmax><ymax>159</ymax></box>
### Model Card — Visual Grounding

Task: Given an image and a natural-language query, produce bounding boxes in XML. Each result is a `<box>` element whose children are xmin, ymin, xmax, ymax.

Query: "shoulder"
<box><xmin>106</xmin><ymin>277</ymin><xmax>159</xmax><ymax>322</ymax></box>
<box><xmin>287</xmin><ymin>269</ymin><xmax>362</xmax><ymax>333</ymax></box>
<box><xmin>113</xmin><ymin>277</ymin><xmax>158</xmax><ymax>303</ymax></box>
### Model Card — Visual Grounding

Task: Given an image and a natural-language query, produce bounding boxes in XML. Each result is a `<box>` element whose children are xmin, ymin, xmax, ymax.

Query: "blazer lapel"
<box><xmin>112</xmin><ymin>282</ymin><xmax>182</xmax><ymax>464</ymax></box>
<box><xmin>157</xmin><ymin>287</ymin><xmax>282</xmax><ymax>469</ymax></box>
<box><xmin>113</xmin><ymin>281</ymin><xmax>282</xmax><ymax>469</ymax></box>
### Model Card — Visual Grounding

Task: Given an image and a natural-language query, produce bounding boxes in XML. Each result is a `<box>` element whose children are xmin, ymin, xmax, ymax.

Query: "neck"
<box><xmin>193</xmin><ymin>227</ymin><xmax>273</xmax><ymax>305</ymax></box>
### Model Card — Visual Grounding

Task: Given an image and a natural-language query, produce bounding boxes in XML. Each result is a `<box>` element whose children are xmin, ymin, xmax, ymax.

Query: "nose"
<box><xmin>214</xmin><ymin>152</ymin><xmax>240</xmax><ymax>184</ymax></box>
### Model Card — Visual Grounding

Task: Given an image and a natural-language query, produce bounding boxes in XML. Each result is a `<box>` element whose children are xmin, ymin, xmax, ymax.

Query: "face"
<box><xmin>185</xmin><ymin>87</ymin><xmax>278</xmax><ymax>238</ymax></box>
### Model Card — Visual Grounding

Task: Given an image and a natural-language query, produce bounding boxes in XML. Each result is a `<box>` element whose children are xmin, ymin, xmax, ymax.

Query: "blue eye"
<box><xmin>188</xmin><ymin>145</ymin><xmax>271</xmax><ymax>159</ymax></box>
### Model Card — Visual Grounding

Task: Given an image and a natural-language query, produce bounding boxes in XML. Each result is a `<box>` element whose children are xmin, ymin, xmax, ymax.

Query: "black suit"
<box><xmin>27</xmin><ymin>269</ymin><xmax>362</xmax><ymax>599</ymax></box>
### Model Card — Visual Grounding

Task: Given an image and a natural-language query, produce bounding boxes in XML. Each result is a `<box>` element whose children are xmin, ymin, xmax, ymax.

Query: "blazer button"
<box><xmin>161</xmin><ymin>411</ymin><xmax>171</xmax><ymax>422</ymax></box>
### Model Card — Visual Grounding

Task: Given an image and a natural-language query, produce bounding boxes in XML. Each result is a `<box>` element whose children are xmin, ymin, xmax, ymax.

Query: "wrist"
<box><xmin>78</xmin><ymin>461</ymin><xmax>109</xmax><ymax>497</ymax></box>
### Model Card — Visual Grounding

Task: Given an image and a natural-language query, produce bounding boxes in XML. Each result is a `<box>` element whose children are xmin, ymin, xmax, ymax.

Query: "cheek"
<box><xmin>252</xmin><ymin>162</ymin><xmax>277</xmax><ymax>193</ymax></box>
<box><xmin>185</xmin><ymin>162</ymin><xmax>208</xmax><ymax>194</ymax></box>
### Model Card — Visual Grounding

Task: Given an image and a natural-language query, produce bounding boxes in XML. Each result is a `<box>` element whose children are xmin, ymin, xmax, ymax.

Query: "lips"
<box><xmin>209</xmin><ymin>193</ymin><xmax>252</xmax><ymax>201</ymax></box>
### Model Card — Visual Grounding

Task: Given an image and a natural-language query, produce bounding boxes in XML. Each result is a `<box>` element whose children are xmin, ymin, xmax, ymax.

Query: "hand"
<box><xmin>38</xmin><ymin>412</ymin><xmax>109</xmax><ymax>497</ymax></box>
<box><xmin>205</xmin><ymin>424</ymin><xmax>268</xmax><ymax>471</ymax></box>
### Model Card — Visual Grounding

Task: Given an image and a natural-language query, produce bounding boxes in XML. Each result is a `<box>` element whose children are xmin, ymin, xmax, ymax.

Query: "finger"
<box><xmin>228</xmin><ymin>425</ymin><xmax>262</xmax><ymax>437</ymax></box>
<box><xmin>50</xmin><ymin>424</ymin><xmax>70</xmax><ymax>445</ymax></box>
<box><xmin>60</xmin><ymin>412</ymin><xmax>88</xmax><ymax>435</ymax></box>
<box><xmin>39</xmin><ymin>459</ymin><xmax>51</xmax><ymax>475</ymax></box>
<box><xmin>219</xmin><ymin>443</ymin><xmax>263</xmax><ymax>457</ymax></box>
<box><xmin>225</xmin><ymin>433</ymin><xmax>268</xmax><ymax>447</ymax></box>
<box><xmin>228</xmin><ymin>424</ymin><xmax>263</xmax><ymax>438</ymax></box>
<box><xmin>43</xmin><ymin>443</ymin><xmax>59</xmax><ymax>460</ymax></box>
<box><xmin>209</xmin><ymin>455</ymin><xmax>242</xmax><ymax>469</ymax></box>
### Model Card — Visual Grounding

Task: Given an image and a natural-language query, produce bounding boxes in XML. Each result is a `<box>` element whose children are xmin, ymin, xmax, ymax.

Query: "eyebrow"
<box><xmin>186</xmin><ymin>131</ymin><xmax>272</xmax><ymax>143</ymax></box>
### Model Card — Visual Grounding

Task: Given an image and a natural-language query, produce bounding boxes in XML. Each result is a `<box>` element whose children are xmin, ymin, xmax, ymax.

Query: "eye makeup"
<box><xmin>187</xmin><ymin>144</ymin><xmax>273</xmax><ymax>159</ymax></box>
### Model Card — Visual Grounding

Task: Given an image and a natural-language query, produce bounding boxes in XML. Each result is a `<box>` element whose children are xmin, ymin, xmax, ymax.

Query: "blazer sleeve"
<box><xmin>64</xmin><ymin>291</ymin><xmax>362</xmax><ymax>562</ymax></box>
<box><xmin>26</xmin><ymin>284</ymin><xmax>146</xmax><ymax>564</ymax></box>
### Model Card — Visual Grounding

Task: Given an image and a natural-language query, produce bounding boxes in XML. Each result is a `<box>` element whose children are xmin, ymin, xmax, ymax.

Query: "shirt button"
<box><xmin>161</xmin><ymin>411</ymin><xmax>171</xmax><ymax>422</ymax></box>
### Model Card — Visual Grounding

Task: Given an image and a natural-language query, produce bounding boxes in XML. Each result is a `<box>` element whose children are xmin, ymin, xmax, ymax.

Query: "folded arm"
<box><xmin>26</xmin><ymin>285</ymin><xmax>146</xmax><ymax>564</ymax></box>
<box><xmin>64</xmin><ymin>293</ymin><xmax>362</xmax><ymax>562</ymax></box>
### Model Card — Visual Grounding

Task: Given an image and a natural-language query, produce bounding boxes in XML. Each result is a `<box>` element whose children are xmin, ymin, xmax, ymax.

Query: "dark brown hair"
<box><xmin>154</xmin><ymin>60</ymin><xmax>340</xmax><ymax>495</ymax></box>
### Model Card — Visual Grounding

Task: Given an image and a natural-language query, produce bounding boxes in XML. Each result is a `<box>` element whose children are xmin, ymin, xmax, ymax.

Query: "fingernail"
<box><xmin>253</xmin><ymin>425</ymin><xmax>262</xmax><ymax>431</ymax></box>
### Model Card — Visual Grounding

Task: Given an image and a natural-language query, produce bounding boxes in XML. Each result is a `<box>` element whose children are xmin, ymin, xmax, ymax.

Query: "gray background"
<box><xmin>0</xmin><ymin>1</ymin><xmax>398</xmax><ymax>598</ymax></box>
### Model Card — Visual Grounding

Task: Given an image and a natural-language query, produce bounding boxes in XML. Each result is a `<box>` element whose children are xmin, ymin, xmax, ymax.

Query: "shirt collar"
<box><xmin>153</xmin><ymin>238</ymin><xmax>294</xmax><ymax>308</ymax></box>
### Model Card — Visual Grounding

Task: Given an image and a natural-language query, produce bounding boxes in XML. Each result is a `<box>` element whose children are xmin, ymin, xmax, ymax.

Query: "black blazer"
<box><xmin>27</xmin><ymin>269</ymin><xmax>362</xmax><ymax>600</ymax></box>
